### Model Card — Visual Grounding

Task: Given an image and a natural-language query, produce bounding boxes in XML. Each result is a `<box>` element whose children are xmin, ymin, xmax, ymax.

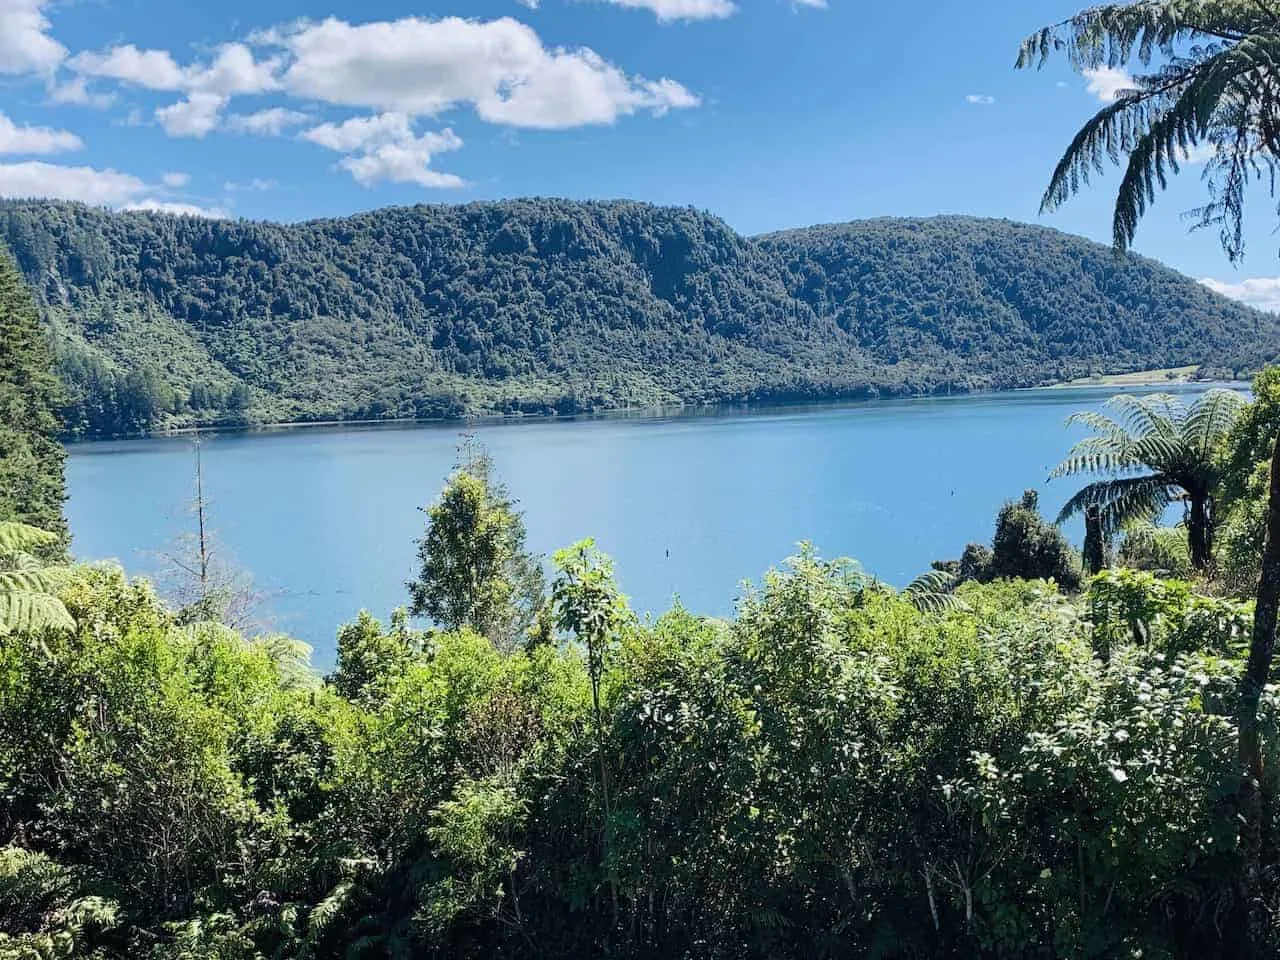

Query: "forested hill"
<box><xmin>0</xmin><ymin>198</ymin><xmax>1274</xmax><ymax>437</ymax></box>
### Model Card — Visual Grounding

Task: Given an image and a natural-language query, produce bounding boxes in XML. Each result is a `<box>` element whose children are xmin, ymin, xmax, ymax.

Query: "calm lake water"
<box><xmin>66</xmin><ymin>384</ymin><xmax>1234</xmax><ymax>666</ymax></box>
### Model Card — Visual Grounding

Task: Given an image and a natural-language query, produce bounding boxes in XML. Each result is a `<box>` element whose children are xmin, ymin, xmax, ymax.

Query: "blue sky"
<box><xmin>3</xmin><ymin>0</ymin><xmax>1280</xmax><ymax>309</ymax></box>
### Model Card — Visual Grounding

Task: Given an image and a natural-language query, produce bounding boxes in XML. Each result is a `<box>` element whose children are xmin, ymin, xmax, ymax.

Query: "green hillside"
<box><xmin>0</xmin><ymin>198</ymin><xmax>1274</xmax><ymax>437</ymax></box>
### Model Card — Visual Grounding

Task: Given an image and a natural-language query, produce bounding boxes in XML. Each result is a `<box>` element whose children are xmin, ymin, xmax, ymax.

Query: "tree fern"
<box><xmin>0</xmin><ymin>521</ymin><xmax>73</xmax><ymax>639</ymax></box>
<box><xmin>1019</xmin><ymin>1</ymin><xmax>1280</xmax><ymax>259</ymax></box>
<box><xmin>1052</xmin><ymin>389</ymin><xmax>1245</xmax><ymax>567</ymax></box>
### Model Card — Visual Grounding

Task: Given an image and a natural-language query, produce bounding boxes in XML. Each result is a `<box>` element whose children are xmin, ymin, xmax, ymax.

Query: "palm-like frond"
<box><xmin>0</xmin><ymin>591</ymin><xmax>76</xmax><ymax>636</ymax></box>
<box><xmin>0</xmin><ymin>522</ymin><xmax>76</xmax><ymax>640</ymax></box>
<box><xmin>252</xmin><ymin>634</ymin><xmax>320</xmax><ymax>690</ymax></box>
<box><xmin>1056</xmin><ymin>474</ymin><xmax>1178</xmax><ymax>531</ymax></box>
<box><xmin>0</xmin><ymin>521</ymin><xmax>58</xmax><ymax>556</ymax></box>
<box><xmin>1184</xmin><ymin>387</ymin><xmax>1248</xmax><ymax>457</ymax></box>
<box><xmin>902</xmin><ymin>570</ymin><xmax>967</xmax><ymax>614</ymax></box>
<box><xmin>1019</xmin><ymin>1</ymin><xmax>1280</xmax><ymax>257</ymax></box>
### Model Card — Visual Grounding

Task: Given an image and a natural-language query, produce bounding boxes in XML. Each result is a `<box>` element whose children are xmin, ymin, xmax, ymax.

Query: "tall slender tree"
<box><xmin>408</xmin><ymin>438</ymin><xmax>545</xmax><ymax>649</ymax></box>
<box><xmin>0</xmin><ymin>249</ymin><xmax>66</xmax><ymax>544</ymax></box>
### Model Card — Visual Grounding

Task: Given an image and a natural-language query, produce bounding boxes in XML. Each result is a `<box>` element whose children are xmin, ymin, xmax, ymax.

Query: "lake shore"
<box><xmin>1045</xmin><ymin>365</ymin><xmax>1204</xmax><ymax>389</ymax></box>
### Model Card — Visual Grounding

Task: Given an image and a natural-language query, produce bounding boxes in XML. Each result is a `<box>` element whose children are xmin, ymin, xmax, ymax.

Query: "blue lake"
<box><xmin>65</xmin><ymin>384</ymin><xmax>1233</xmax><ymax>666</ymax></box>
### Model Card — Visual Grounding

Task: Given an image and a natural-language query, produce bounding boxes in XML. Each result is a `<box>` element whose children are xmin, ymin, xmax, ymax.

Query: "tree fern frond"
<box><xmin>0</xmin><ymin>591</ymin><xmax>75</xmax><ymax>636</ymax></box>
<box><xmin>902</xmin><ymin>570</ymin><xmax>967</xmax><ymax>614</ymax></box>
<box><xmin>1064</xmin><ymin>409</ymin><xmax>1128</xmax><ymax>435</ymax></box>
<box><xmin>252</xmin><ymin>634</ymin><xmax>320</xmax><ymax>690</ymax></box>
<box><xmin>306</xmin><ymin>880</ymin><xmax>355</xmax><ymax>945</ymax></box>
<box><xmin>1056</xmin><ymin>475</ymin><xmax>1176</xmax><ymax>532</ymax></box>
<box><xmin>0</xmin><ymin>521</ymin><xmax>58</xmax><ymax>557</ymax></box>
<box><xmin>1052</xmin><ymin>434</ymin><xmax>1141</xmax><ymax>478</ymax></box>
<box><xmin>0</xmin><ymin>567</ymin><xmax>69</xmax><ymax>593</ymax></box>
<box><xmin>1108</xmin><ymin>393</ymin><xmax>1185</xmax><ymax>439</ymax></box>
<box><xmin>1184</xmin><ymin>387</ymin><xmax>1246</xmax><ymax>456</ymax></box>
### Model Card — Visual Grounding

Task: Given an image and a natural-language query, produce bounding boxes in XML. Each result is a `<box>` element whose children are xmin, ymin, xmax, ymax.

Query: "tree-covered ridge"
<box><xmin>1</xmin><ymin>198</ymin><xmax>1276</xmax><ymax>437</ymax></box>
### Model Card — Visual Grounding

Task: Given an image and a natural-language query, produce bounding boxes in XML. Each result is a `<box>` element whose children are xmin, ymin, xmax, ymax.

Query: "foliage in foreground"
<box><xmin>2</xmin><ymin>551</ymin><xmax>1277</xmax><ymax>959</ymax></box>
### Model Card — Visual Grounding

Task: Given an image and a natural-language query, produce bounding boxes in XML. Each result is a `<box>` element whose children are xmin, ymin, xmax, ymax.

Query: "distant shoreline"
<box><xmin>65</xmin><ymin>371</ymin><xmax>1245</xmax><ymax>445</ymax></box>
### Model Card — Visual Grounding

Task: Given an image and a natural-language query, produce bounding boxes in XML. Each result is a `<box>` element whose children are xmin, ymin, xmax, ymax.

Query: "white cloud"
<box><xmin>47</xmin><ymin>76</ymin><xmax>114</xmax><ymax>108</ymax></box>
<box><xmin>303</xmin><ymin>112</ymin><xmax>465</xmax><ymax>188</ymax></box>
<box><xmin>589</xmin><ymin>0</ymin><xmax>736</xmax><ymax>21</ymax></box>
<box><xmin>225</xmin><ymin>106</ymin><xmax>309</xmax><ymax>136</ymax></box>
<box><xmin>186</xmin><ymin>43</ymin><xmax>280</xmax><ymax>97</ymax></box>
<box><xmin>965</xmin><ymin>94</ymin><xmax>995</xmax><ymax>105</ymax></box>
<box><xmin>275</xmin><ymin>16</ymin><xmax>699</xmax><ymax>129</ymax></box>
<box><xmin>341</xmin><ymin>138</ymin><xmax>466</xmax><ymax>188</ymax></box>
<box><xmin>161</xmin><ymin>171</ymin><xmax>190</xmax><ymax>187</ymax></box>
<box><xmin>72</xmin><ymin>42</ymin><xmax>279</xmax><ymax>137</ymax></box>
<box><xmin>1178</xmin><ymin>142</ymin><xmax>1216</xmax><ymax>165</ymax></box>
<box><xmin>0</xmin><ymin>160</ymin><xmax>149</xmax><ymax>204</ymax></box>
<box><xmin>302</xmin><ymin>112</ymin><xmax>416</xmax><ymax>152</ymax></box>
<box><xmin>0</xmin><ymin>159</ymin><xmax>224</xmax><ymax>216</ymax></box>
<box><xmin>0</xmin><ymin>0</ymin><xmax>66</xmax><ymax>76</ymax></box>
<box><xmin>122</xmin><ymin>199</ymin><xmax>227</xmax><ymax>218</ymax></box>
<box><xmin>156</xmin><ymin>92</ymin><xmax>228</xmax><ymax>138</ymax></box>
<box><xmin>1200</xmin><ymin>277</ymin><xmax>1280</xmax><ymax>313</ymax></box>
<box><xmin>72</xmin><ymin>41</ymin><xmax>278</xmax><ymax>95</ymax></box>
<box><xmin>0</xmin><ymin>112</ymin><xmax>81</xmax><ymax>154</ymax></box>
<box><xmin>70</xmin><ymin>44</ymin><xmax>186</xmax><ymax>90</ymax></box>
<box><xmin>793</xmin><ymin>0</ymin><xmax>827</xmax><ymax>8</ymax></box>
<box><xmin>225</xmin><ymin>177</ymin><xmax>278</xmax><ymax>191</ymax></box>
<box><xmin>1083</xmin><ymin>66</ymin><xmax>1133</xmax><ymax>103</ymax></box>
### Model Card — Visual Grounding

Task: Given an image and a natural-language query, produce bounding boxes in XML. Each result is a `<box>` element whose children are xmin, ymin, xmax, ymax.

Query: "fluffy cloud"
<box><xmin>47</xmin><ymin>76</ymin><xmax>114</xmax><ymax>107</ymax></box>
<box><xmin>0</xmin><ymin>111</ymin><xmax>81</xmax><ymax>154</ymax></box>
<box><xmin>0</xmin><ymin>0</ymin><xmax>66</xmax><ymax>76</ymax></box>
<box><xmin>156</xmin><ymin>92</ymin><xmax>228</xmax><ymax>138</ymax></box>
<box><xmin>965</xmin><ymin>94</ymin><xmax>995</xmax><ymax>105</ymax></box>
<box><xmin>71</xmin><ymin>42</ymin><xmax>279</xmax><ymax>136</ymax></box>
<box><xmin>274</xmin><ymin>17</ymin><xmax>699</xmax><ymax>129</ymax></box>
<box><xmin>793</xmin><ymin>0</ymin><xmax>827</xmax><ymax>7</ymax></box>
<box><xmin>1083</xmin><ymin>66</ymin><xmax>1133</xmax><ymax>103</ymax></box>
<box><xmin>303</xmin><ymin>113</ymin><xmax>465</xmax><ymax>188</ymax></box>
<box><xmin>0</xmin><ymin>159</ymin><xmax>224</xmax><ymax>215</ymax></box>
<box><xmin>1200</xmin><ymin>277</ymin><xmax>1280</xmax><ymax>313</ymax></box>
<box><xmin>225</xmin><ymin>107</ymin><xmax>310</xmax><ymax>136</ymax></box>
<box><xmin>1178</xmin><ymin>142</ymin><xmax>1216</xmax><ymax>164</ymax></box>
<box><xmin>589</xmin><ymin>0</ymin><xmax>736</xmax><ymax>21</ymax></box>
<box><xmin>0</xmin><ymin>160</ymin><xmax>149</xmax><ymax>204</ymax></box>
<box><xmin>161</xmin><ymin>171</ymin><xmax>190</xmax><ymax>187</ymax></box>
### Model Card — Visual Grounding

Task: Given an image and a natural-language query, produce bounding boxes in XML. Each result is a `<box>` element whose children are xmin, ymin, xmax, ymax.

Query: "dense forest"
<box><xmin>1</xmin><ymin>198</ymin><xmax>1275</xmax><ymax>437</ymax></box>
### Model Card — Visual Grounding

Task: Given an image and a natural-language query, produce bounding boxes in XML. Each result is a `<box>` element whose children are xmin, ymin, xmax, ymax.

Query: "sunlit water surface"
<box><xmin>66</xmin><ymin>384</ymin><xmax>1235</xmax><ymax>666</ymax></box>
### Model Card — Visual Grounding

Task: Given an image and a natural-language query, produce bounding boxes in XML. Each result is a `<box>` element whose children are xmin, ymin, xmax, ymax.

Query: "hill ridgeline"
<box><xmin>0</xmin><ymin>198</ymin><xmax>1274</xmax><ymax>437</ymax></box>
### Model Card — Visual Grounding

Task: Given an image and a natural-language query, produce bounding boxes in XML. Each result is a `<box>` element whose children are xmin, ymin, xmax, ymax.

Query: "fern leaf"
<box><xmin>0</xmin><ymin>591</ymin><xmax>75</xmax><ymax>636</ymax></box>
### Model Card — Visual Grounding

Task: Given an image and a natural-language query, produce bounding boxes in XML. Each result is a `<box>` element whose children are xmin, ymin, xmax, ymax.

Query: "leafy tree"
<box><xmin>990</xmin><ymin>489</ymin><xmax>1083</xmax><ymax>589</ymax></box>
<box><xmin>329</xmin><ymin>609</ymin><xmax>417</xmax><ymax>706</ymax></box>
<box><xmin>408</xmin><ymin>441</ymin><xmax>545</xmax><ymax>649</ymax></box>
<box><xmin>550</xmin><ymin>539</ymin><xmax>631</xmax><ymax>926</ymax></box>
<box><xmin>0</xmin><ymin>248</ymin><xmax>65</xmax><ymax>541</ymax></box>
<box><xmin>1052</xmin><ymin>390</ymin><xmax>1245</xmax><ymax>569</ymax></box>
